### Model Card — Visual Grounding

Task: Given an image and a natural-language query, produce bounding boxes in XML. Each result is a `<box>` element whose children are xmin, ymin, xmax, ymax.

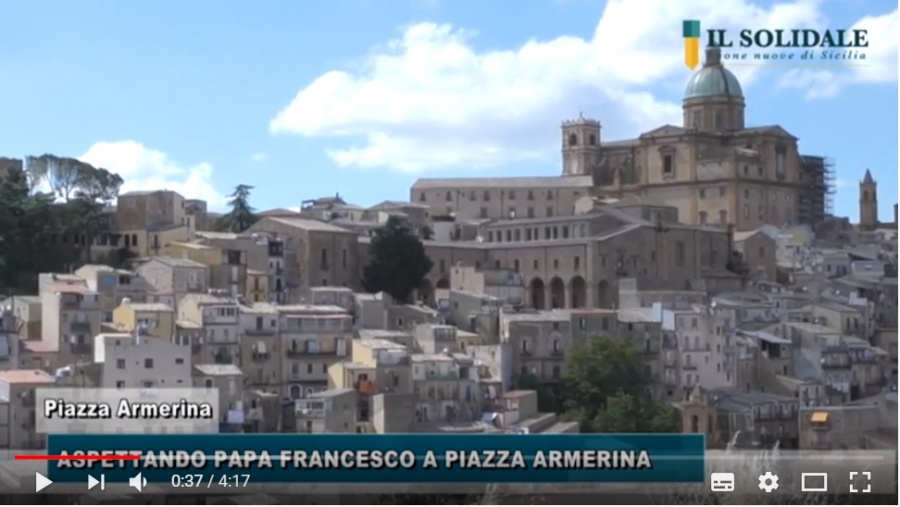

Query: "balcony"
<box><xmin>70</xmin><ymin>322</ymin><xmax>92</xmax><ymax>334</ymax></box>
<box><xmin>251</xmin><ymin>352</ymin><xmax>270</xmax><ymax>362</ymax></box>
<box><xmin>70</xmin><ymin>342</ymin><xmax>92</xmax><ymax>355</ymax></box>
<box><xmin>245</xmin><ymin>328</ymin><xmax>276</xmax><ymax>336</ymax></box>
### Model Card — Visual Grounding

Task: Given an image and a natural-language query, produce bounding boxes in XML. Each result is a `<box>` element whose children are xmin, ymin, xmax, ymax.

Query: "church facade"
<box><xmin>412</xmin><ymin>48</ymin><xmax>830</xmax><ymax>231</ymax></box>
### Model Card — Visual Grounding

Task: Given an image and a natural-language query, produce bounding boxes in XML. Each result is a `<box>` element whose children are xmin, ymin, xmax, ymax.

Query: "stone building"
<box><xmin>411</xmin><ymin>47</ymin><xmax>830</xmax><ymax>231</ymax></box>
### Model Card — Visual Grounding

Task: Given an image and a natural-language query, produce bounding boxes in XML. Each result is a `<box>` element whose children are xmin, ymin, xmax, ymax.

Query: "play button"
<box><xmin>35</xmin><ymin>472</ymin><xmax>52</xmax><ymax>493</ymax></box>
<box><xmin>88</xmin><ymin>475</ymin><xmax>99</xmax><ymax>490</ymax></box>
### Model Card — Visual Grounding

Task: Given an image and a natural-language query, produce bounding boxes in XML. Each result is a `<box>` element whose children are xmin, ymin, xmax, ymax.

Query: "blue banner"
<box><xmin>47</xmin><ymin>433</ymin><xmax>705</xmax><ymax>484</ymax></box>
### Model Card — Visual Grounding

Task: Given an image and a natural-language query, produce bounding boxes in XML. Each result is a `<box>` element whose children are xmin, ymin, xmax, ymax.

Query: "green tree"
<box><xmin>0</xmin><ymin>167</ymin><xmax>77</xmax><ymax>292</ymax></box>
<box><xmin>362</xmin><ymin>216</ymin><xmax>434</xmax><ymax>303</ymax></box>
<box><xmin>560</xmin><ymin>336</ymin><xmax>678</xmax><ymax>433</ymax></box>
<box><xmin>215</xmin><ymin>184</ymin><xmax>258</xmax><ymax>233</ymax></box>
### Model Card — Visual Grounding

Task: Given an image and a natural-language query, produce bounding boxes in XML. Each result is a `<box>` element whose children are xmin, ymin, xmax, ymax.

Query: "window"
<box><xmin>743</xmin><ymin>165</ymin><xmax>748</xmax><ymax>175</ymax></box>
<box><xmin>743</xmin><ymin>189</ymin><xmax>750</xmax><ymax>199</ymax></box>
<box><xmin>508</xmin><ymin>190</ymin><xmax>516</xmax><ymax>200</ymax></box>
<box><xmin>479</xmin><ymin>207</ymin><xmax>488</xmax><ymax>218</ymax></box>
<box><xmin>117</xmin><ymin>359</ymin><xmax>126</xmax><ymax>369</ymax></box>
<box><xmin>699</xmin><ymin>211</ymin><xmax>708</xmax><ymax>225</ymax></box>
<box><xmin>468</xmin><ymin>190</ymin><xmax>476</xmax><ymax>201</ymax></box>
<box><xmin>719</xmin><ymin>210</ymin><xmax>727</xmax><ymax>224</ymax></box>
<box><xmin>675</xmin><ymin>241</ymin><xmax>686</xmax><ymax>267</ymax></box>
<box><xmin>320</xmin><ymin>248</ymin><xmax>329</xmax><ymax>269</ymax></box>
<box><xmin>527</xmin><ymin>190</ymin><xmax>534</xmax><ymax>201</ymax></box>
<box><xmin>589</xmin><ymin>134</ymin><xmax>596</xmax><ymax>145</ymax></box>
<box><xmin>663</xmin><ymin>154</ymin><xmax>673</xmax><ymax>174</ymax></box>
<box><xmin>719</xmin><ymin>187</ymin><xmax>726</xmax><ymax>197</ymax></box>
<box><xmin>568</xmin><ymin>133</ymin><xmax>577</xmax><ymax>146</ymax></box>
<box><xmin>482</xmin><ymin>190</ymin><xmax>490</xmax><ymax>201</ymax></box>
<box><xmin>714</xmin><ymin>110</ymin><xmax>724</xmax><ymax>130</ymax></box>
<box><xmin>445</xmin><ymin>191</ymin><xmax>452</xmax><ymax>202</ymax></box>
<box><xmin>116</xmin><ymin>380</ymin><xmax>125</xmax><ymax>389</ymax></box>
<box><xmin>553</xmin><ymin>259</ymin><xmax>559</xmax><ymax>269</ymax></box>
<box><xmin>691</xmin><ymin>111</ymin><xmax>700</xmax><ymax>129</ymax></box>
<box><xmin>341</xmin><ymin>249</ymin><xmax>347</xmax><ymax>269</ymax></box>
<box><xmin>743</xmin><ymin>204</ymin><xmax>750</xmax><ymax>219</ymax></box>
<box><xmin>533</xmin><ymin>260</ymin><xmax>539</xmax><ymax>269</ymax></box>
<box><xmin>546</xmin><ymin>207</ymin><xmax>554</xmax><ymax>217</ymax></box>
<box><xmin>527</xmin><ymin>207</ymin><xmax>534</xmax><ymax>218</ymax></box>
<box><xmin>513</xmin><ymin>259</ymin><xmax>520</xmax><ymax>271</ymax></box>
<box><xmin>419</xmin><ymin>192</ymin><xmax>426</xmax><ymax>202</ymax></box>
<box><xmin>699</xmin><ymin>189</ymin><xmax>706</xmax><ymax>199</ymax></box>
<box><xmin>758</xmin><ymin>246</ymin><xmax>765</xmax><ymax>258</ymax></box>
<box><xmin>175</xmin><ymin>358</ymin><xmax>184</xmax><ymax>365</ymax></box>
<box><xmin>144</xmin><ymin>358</ymin><xmax>154</xmax><ymax>369</ymax></box>
<box><xmin>507</xmin><ymin>207</ymin><xmax>516</xmax><ymax>219</ymax></box>
<box><xmin>574</xmin><ymin>256</ymin><xmax>580</xmax><ymax>270</ymax></box>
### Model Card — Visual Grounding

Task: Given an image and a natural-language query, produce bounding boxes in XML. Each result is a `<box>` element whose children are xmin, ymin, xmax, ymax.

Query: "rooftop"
<box><xmin>126</xmin><ymin>302</ymin><xmax>174</xmax><ymax>312</ymax></box>
<box><xmin>144</xmin><ymin>255</ymin><xmax>208</xmax><ymax>269</ymax></box>
<box><xmin>412</xmin><ymin>175</ymin><xmax>593</xmax><ymax>190</ymax></box>
<box><xmin>194</xmin><ymin>364</ymin><xmax>243</xmax><ymax>376</ymax></box>
<box><xmin>266</xmin><ymin>217</ymin><xmax>354</xmax><ymax>234</ymax></box>
<box><xmin>0</xmin><ymin>369</ymin><xmax>56</xmax><ymax>384</ymax></box>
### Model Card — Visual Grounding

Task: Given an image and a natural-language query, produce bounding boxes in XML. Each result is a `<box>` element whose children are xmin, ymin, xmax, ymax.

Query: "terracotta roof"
<box><xmin>0</xmin><ymin>369</ymin><xmax>56</xmax><ymax>384</ymax></box>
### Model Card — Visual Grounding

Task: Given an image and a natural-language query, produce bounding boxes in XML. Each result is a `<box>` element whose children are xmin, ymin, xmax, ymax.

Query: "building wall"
<box><xmin>99</xmin><ymin>337</ymin><xmax>191</xmax><ymax>389</ymax></box>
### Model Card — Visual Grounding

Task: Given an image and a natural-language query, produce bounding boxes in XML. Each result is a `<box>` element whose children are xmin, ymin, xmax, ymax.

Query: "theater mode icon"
<box><xmin>710</xmin><ymin>472</ymin><xmax>735</xmax><ymax>492</ymax></box>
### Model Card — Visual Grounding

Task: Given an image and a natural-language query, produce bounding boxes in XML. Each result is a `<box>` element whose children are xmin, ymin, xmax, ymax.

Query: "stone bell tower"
<box><xmin>561</xmin><ymin>114</ymin><xmax>602</xmax><ymax>176</ymax></box>
<box><xmin>859</xmin><ymin>169</ymin><xmax>878</xmax><ymax>230</ymax></box>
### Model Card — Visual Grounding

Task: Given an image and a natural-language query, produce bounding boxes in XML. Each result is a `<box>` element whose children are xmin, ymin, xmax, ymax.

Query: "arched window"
<box><xmin>568</xmin><ymin>133</ymin><xmax>578</xmax><ymax>146</ymax></box>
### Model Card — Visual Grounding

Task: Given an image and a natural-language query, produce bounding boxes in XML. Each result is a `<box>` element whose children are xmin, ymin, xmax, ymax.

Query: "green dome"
<box><xmin>683</xmin><ymin>49</ymin><xmax>744</xmax><ymax>101</ymax></box>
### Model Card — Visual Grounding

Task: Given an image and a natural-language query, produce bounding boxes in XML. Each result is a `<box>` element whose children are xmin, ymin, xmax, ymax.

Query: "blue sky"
<box><xmin>1</xmin><ymin>0</ymin><xmax>896</xmax><ymax>221</ymax></box>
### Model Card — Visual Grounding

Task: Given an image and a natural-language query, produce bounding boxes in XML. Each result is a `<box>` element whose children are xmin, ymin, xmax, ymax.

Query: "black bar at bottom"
<box><xmin>2</xmin><ymin>492</ymin><xmax>897</xmax><ymax>505</ymax></box>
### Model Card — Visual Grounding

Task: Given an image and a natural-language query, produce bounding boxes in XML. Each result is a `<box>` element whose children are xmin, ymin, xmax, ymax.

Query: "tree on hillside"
<box><xmin>560</xmin><ymin>336</ymin><xmax>679</xmax><ymax>433</ymax></box>
<box><xmin>0</xmin><ymin>167</ymin><xmax>78</xmax><ymax>291</ymax></box>
<box><xmin>215</xmin><ymin>184</ymin><xmax>258</xmax><ymax>233</ymax></box>
<box><xmin>362</xmin><ymin>216</ymin><xmax>434</xmax><ymax>303</ymax></box>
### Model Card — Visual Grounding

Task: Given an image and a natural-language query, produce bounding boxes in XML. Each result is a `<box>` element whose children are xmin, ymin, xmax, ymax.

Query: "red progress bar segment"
<box><xmin>14</xmin><ymin>455</ymin><xmax>141</xmax><ymax>461</ymax></box>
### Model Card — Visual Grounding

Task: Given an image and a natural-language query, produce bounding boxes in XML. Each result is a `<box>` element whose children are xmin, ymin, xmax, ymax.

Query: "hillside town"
<box><xmin>0</xmin><ymin>48</ymin><xmax>896</xmax><ymax>503</ymax></box>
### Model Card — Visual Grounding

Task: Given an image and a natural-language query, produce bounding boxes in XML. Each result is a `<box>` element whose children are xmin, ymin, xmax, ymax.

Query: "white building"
<box><xmin>662</xmin><ymin>304</ymin><xmax>734</xmax><ymax>392</ymax></box>
<box><xmin>0</xmin><ymin>370</ymin><xmax>56</xmax><ymax>449</ymax></box>
<box><xmin>96</xmin><ymin>332</ymin><xmax>191</xmax><ymax>389</ymax></box>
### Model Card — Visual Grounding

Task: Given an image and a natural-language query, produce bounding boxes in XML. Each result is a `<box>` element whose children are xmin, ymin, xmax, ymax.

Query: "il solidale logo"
<box><xmin>682</xmin><ymin>19</ymin><xmax>869</xmax><ymax>69</ymax></box>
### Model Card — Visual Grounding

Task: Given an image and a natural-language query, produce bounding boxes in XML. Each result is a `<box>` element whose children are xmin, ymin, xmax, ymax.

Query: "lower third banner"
<box><xmin>47</xmin><ymin>433</ymin><xmax>705</xmax><ymax>484</ymax></box>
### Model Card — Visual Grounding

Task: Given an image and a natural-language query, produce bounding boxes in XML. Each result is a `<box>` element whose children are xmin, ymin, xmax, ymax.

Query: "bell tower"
<box><xmin>859</xmin><ymin>169</ymin><xmax>878</xmax><ymax>230</ymax></box>
<box><xmin>561</xmin><ymin>114</ymin><xmax>602</xmax><ymax>176</ymax></box>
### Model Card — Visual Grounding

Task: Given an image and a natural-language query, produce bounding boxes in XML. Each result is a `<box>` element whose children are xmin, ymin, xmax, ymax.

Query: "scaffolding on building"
<box><xmin>823</xmin><ymin>157</ymin><xmax>836</xmax><ymax>216</ymax></box>
<box><xmin>798</xmin><ymin>154</ymin><xmax>832</xmax><ymax>225</ymax></box>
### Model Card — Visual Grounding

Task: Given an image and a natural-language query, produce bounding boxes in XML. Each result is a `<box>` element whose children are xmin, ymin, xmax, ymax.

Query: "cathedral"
<box><xmin>412</xmin><ymin>47</ymin><xmax>831</xmax><ymax>231</ymax></box>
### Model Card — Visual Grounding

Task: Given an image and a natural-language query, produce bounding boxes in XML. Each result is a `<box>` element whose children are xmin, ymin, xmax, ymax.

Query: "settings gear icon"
<box><xmin>758</xmin><ymin>472</ymin><xmax>779</xmax><ymax>493</ymax></box>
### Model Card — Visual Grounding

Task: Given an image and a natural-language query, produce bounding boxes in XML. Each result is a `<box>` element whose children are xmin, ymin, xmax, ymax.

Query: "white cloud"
<box><xmin>250</xmin><ymin>152</ymin><xmax>267</xmax><ymax>162</ymax></box>
<box><xmin>79</xmin><ymin>141</ymin><xmax>228</xmax><ymax>210</ymax></box>
<box><xmin>269</xmin><ymin>0</ymin><xmax>852</xmax><ymax>173</ymax></box>
<box><xmin>779</xmin><ymin>9</ymin><xmax>898</xmax><ymax>99</ymax></box>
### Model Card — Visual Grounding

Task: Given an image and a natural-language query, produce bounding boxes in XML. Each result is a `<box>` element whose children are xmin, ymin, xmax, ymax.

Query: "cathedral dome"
<box><xmin>683</xmin><ymin>48</ymin><xmax>743</xmax><ymax>101</ymax></box>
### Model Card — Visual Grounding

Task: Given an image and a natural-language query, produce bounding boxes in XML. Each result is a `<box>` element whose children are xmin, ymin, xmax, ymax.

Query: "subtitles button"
<box><xmin>710</xmin><ymin>472</ymin><xmax>735</xmax><ymax>492</ymax></box>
